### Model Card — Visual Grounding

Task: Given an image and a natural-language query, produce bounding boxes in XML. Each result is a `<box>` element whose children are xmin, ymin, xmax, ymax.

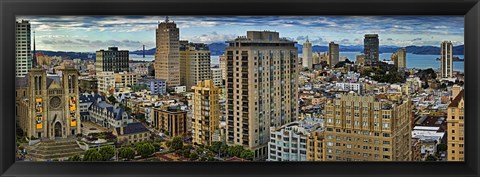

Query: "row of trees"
<box><xmin>207</xmin><ymin>141</ymin><xmax>254</xmax><ymax>160</ymax></box>
<box><xmin>361</xmin><ymin>65</ymin><xmax>405</xmax><ymax>84</ymax></box>
<box><xmin>68</xmin><ymin>145</ymin><xmax>116</xmax><ymax>161</ymax></box>
<box><xmin>68</xmin><ymin>142</ymin><xmax>158</xmax><ymax>161</ymax></box>
<box><xmin>165</xmin><ymin>136</ymin><xmax>217</xmax><ymax>161</ymax></box>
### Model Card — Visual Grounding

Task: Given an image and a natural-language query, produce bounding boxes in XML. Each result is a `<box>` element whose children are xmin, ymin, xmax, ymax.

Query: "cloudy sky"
<box><xmin>17</xmin><ymin>16</ymin><xmax>464</xmax><ymax>52</ymax></box>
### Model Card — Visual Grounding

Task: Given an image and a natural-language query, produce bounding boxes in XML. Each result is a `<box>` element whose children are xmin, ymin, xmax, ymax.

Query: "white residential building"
<box><xmin>335</xmin><ymin>82</ymin><xmax>363</xmax><ymax>94</ymax></box>
<box><xmin>174</xmin><ymin>86</ymin><xmax>186</xmax><ymax>93</ymax></box>
<box><xmin>97</xmin><ymin>71</ymin><xmax>115</xmax><ymax>95</ymax></box>
<box><xmin>267</xmin><ymin>119</ymin><xmax>323</xmax><ymax>161</ymax></box>
<box><xmin>412</xmin><ymin>126</ymin><xmax>445</xmax><ymax>156</ymax></box>
<box><xmin>16</xmin><ymin>20</ymin><xmax>32</xmax><ymax>77</ymax></box>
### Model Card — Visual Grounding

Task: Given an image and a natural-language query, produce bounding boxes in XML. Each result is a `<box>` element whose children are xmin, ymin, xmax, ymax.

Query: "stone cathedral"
<box><xmin>16</xmin><ymin>68</ymin><xmax>81</xmax><ymax>139</ymax></box>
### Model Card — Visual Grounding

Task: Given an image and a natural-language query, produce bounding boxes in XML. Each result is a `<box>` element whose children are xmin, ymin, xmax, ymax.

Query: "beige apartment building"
<box><xmin>154</xmin><ymin>17</ymin><xmax>180</xmax><ymax>87</ymax></box>
<box><xmin>323</xmin><ymin>93</ymin><xmax>412</xmax><ymax>161</ymax></box>
<box><xmin>114</xmin><ymin>72</ymin><xmax>139</xmax><ymax>88</ymax></box>
<box><xmin>302</xmin><ymin>38</ymin><xmax>312</xmax><ymax>69</ymax></box>
<box><xmin>447</xmin><ymin>87</ymin><xmax>465</xmax><ymax>161</ymax></box>
<box><xmin>219</xmin><ymin>54</ymin><xmax>227</xmax><ymax>80</ymax></box>
<box><xmin>306</xmin><ymin>131</ymin><xmax>325</xmax><ymax>161</ymax></box>
<box><xmin>391</xmin><ymin>48</ymin><xmax>406</xmax><ymax>70</ymax></box>
<box><xmin>96</xmin><ymin>71</ymin><xmax>115</xmax><ymax>95</ymax></box>
<box><xmin>180</xmin><ymin>41</ymin><xmax>212</xmax><ymax>91</ymax></box>
<box><xmin>225</xmin><ymin>31</ymin><xmax>299</xmax><ymax>160</ymax></box>
<box><xmin>191</xmin><ymin>80</ymin><xmax>221</xmax><ymax>146</ymax></box>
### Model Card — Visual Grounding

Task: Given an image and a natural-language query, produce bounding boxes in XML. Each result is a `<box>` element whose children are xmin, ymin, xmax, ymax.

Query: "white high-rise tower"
<box><xmin>302</xmin><ymin>37</ymin><xmax>313</xmax><ymax>69</ymax></box>
<box><xmin>16</xmin><ymin>20</ymin><xmax>32</xmax><ymax>77</ymax></box>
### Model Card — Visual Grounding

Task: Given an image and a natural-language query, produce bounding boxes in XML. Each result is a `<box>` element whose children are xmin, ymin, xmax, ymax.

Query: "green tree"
<box><xmin>437</xmin><ymin>143</ymin><xmax>448</xmax><ymax>152</ymax></box>
<box><xmin>99</xmin><ymin>145</ymin><xmax>115</xmax><ymax>161</ymax></box>
<box><xmin>83</xmin><ymin>149</ymin><xmax>103</xmax><ymax>161</ymax></box>
<box><xmin>240</xmin><ymin>150</ymin><xmax>254</xmax><ymax>160</ymax></box>
<box><xmin>426</xmin><ymin>154</ymin><xmax>438</xmax><ymax>161</ymax></box>
<box><xmin>136</xmin><ymin>143</ymin><xmax>155</xmax><ymax>158</ymax></box>
<box><xmin>220</xmin><ymin>144</ymin><xmax>229</xmax><ymax>156</ymax></box>
<box><xmin>207</xmin><ymin>155</ymin><xmax>215</xmax><ymax>161</ymax></box>
<box><xmin>189</xmin><ymin>152</ymin><xmax>199</xmax><ymax>161</ymax></box>
<box><xmin>153</xmin><ymin>143</ymin><xmax>161</xmax><ymax>152</ymax></box>
<box><xmin>210</xmin><ymin>141</ymin><xmax>223</xmax><ymax>153</ymax></box>
<box><xmin>169</xmin><ymin>136</ymin><xmax>184</xmax><ymax>150</ymax></box>
<box><xmin>228</xmin><ymin>145</ymin><xmax>245</xmax><ymax>157</ymax></box>
<box><xmin>118</xmin><ymin>147</ymin><xmax>135</xmax><ymax>161</ymax></box>
<box><xmin>67</xmin><ymin>155</ymin><xmax>82</xmax><ymax>161</ymax></box>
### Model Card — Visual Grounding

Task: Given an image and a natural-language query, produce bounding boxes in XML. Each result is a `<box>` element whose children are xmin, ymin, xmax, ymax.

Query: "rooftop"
<box><xmin>116</xmin><ymin>122</ymin><xmax>149</xmax><ymax>135</ymax></box>
<box><xmin>448</xmin><ymin>89</ymin><xmax>465</xmax><ymax>107</ymax></box>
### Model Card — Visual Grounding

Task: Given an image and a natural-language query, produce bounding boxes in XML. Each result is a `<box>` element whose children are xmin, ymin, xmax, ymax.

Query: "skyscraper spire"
<box><xmin>306</xmin><ymin>35</ymin><xmax>309</xmax><ymax>43</ymax></box>
<box><xmin>33</xmin><ymin>31</ymin><xmax>37</xmax><ymax>68</ymax></box>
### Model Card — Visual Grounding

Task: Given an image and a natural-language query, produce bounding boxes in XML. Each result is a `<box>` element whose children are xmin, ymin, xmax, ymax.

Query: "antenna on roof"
<box><xmin>165</xmin><ymin>16</ymin><xmax>170</xmax><ymax>22</ymax></box>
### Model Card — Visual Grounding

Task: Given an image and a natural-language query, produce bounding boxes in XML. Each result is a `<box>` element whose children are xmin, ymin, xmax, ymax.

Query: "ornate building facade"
<box><xmin>16</xmin><ymin>68</ymin><xmax>81</xmax><ymax>139</ymax></box>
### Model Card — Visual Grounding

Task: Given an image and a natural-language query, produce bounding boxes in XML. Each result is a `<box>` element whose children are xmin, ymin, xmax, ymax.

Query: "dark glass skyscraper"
<box><xmin>364</xmin><ymin>34</ymin><xmax>379</xmax><ymax>65</ymax></box>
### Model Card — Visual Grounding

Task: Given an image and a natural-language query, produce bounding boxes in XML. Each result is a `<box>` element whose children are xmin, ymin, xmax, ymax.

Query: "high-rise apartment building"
<box><xmin>225</xmin><ymin>31</ymin><xmax>299</xmax><ymax>160</ymax></box>
<box><xmin>328</xmin><ymin>42</ymin><xmax>339</xmax><ymax>67</ymax></box>
<box><xmin>219</xmin><ymin>54</ymin><xmax>227</xmax><ymax>80</ymax></box>
<box><xmin>440</xmin><ymin>41</ymin><xmax>453</xmax><ymax>78</ymax></box>
<box><xmin>154</xmin><ymin>17</ymin><xmax>180</xmax><ymax>87</ymax></box>
<box><xmin>16</xmin><ymin>20</ymin><xmax>32</xmax><ymax>77</ymax></box>
<box><xmin>302</xmin><ymin>38</ymin><xmax>313</xmax><ymax>69</ymax></box>
<box><xmin>211</xmin><ymin>67</ymin><xmax>223</xmax><ymax>87</ymax></box>
<box><xmin>95</xmin><ymin>47</ymin><xmax>129</xmax><ymax>73</ymax></box>
<box><xmin>191</xmin><ymin>80</ymin><xmax>221</xmax><ymax>146</ymax></box>
<box><xmin>364</xmin><ymin>34</ymin><xmax>379</xmax><ymax>65</ymax></box>
<box><xmin>323</xmin><ymin>93</ymin><xmax>412</xmax><ymax>161</ymax></box>
<box><xmin>179</xmin><ymin>41</ymin><xmax>212</xmax><ymax>90</ymax></box>
<box><xmin>447</xmin><ymin>87</ymin><xmax>464</xmax><ymax>161</ymax></box>
<box><xmin>391</xmin><ymin>48</ymin><xmax>407</xmax><ymax>70</ymax></box>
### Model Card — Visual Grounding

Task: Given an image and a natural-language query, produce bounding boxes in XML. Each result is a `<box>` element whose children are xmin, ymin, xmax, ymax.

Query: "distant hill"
<box><xmin>405</xmin><ymin>45</ymin><xmax>464</xmax><ymax>55</ymax></box>
<box><xmin>37</xmin><ymin>50</ymin><xmax>95</xmax><ymax>60</ymax></box>
<box><xmin>38</xmin><ymin>43</ymin><xmax>465</xmax><ymax>61</ymax></box>
<box><xmin>130</xmin><ymin>42</ymin><xmax>228</xmax><ymax>56</ymax></box>
<box><xmin>295</xmin><ymin>44</ymin><xmax>464</xmax><ymax>55</ymax></box>
<box><xmin>130</xmin><ymin>48</ymin><xmax>155</xmax><ymax>55</ymax></box>
<box><xmin>208</xmin><ymin>43</ymin><xmax>228</xmax><ymax>56</ymax></box>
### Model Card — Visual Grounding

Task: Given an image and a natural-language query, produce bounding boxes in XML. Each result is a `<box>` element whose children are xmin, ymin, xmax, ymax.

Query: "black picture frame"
<box><xmin>1</xmin><ymin>0</ymin><xmax>479</xmax><ymax>176</ymax></box>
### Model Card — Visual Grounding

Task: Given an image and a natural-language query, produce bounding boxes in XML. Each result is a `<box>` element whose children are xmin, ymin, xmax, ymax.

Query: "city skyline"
<box><xmin>16</xmin><ymin>16</ymin><xmax>464</xmax><ymax>52</ymax></box>
<box><xmin>15</xmin><ymin>16</ymin><xmax>465</xmax><ymax>162</ymax></box>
